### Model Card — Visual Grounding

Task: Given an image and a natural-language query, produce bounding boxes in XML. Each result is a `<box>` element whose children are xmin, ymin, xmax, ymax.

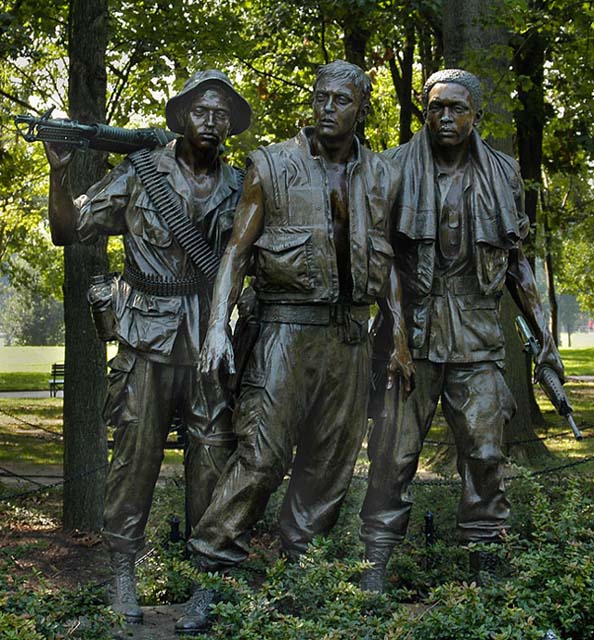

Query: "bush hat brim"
<box><xmin>165</xmin><ymin>69</ymin><xmax>251</xmax><ymax>136</ymax></box>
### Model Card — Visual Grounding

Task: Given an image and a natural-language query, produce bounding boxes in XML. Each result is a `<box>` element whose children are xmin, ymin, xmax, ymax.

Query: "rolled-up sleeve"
<box><xmin>76</xmin><ymin>159</ymin><xmax>133</xmax><ymax>243</ymax></box>
<box><xmin>510</xmin><ymin>169</ymin><xmax>529</xmax><ymax>241</ymax></box>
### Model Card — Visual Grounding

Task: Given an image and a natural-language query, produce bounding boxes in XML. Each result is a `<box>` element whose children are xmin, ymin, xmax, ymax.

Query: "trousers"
<box><xmin>188</xmin><ymin>319</ymin><xmax>370</xmax><ymax>569</ymax></box>
<box><xmin>102</xmin><ymin>346</ymin><xmax>235</xmax><ymax>554</ymax></box>
<box><xmin>360</xmin><ymin>359</ymin><xmax>516</xmax><ymax>546</ymax></box>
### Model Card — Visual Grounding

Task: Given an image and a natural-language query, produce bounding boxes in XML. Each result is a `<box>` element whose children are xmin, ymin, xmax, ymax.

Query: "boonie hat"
<box><xmin>165</xmin><ymin>69</ymin><xmax>251</xmax><ymax>136</ymax></box>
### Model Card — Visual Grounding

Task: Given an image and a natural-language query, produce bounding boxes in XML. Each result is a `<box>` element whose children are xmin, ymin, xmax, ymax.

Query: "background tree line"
<box><xmin>0</xmin><ymin>0</ymin><xmax>592</xmax><ymax>529</ymax></box>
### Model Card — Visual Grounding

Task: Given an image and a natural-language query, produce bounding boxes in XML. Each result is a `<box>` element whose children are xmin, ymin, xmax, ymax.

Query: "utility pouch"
<box><xmin>338</xmin><ymin>307</ymin><xmax>369</xmax><ymax>344</ymax></box>
<box><xmin>87</xmin><ymin>272</ymin><xmax>119</xmax><ymax>341</ymax></box>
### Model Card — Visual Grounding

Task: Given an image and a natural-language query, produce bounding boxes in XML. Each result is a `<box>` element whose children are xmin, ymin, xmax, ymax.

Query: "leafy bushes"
<box><xmin>0</xmin><ymin>567</ymin><xmax>119</xmax><ymax>639</ymax></box>
<box><xmin>2</xmin><ymin>470</ymin><xmax>593</xmax><ymax>639</ymax></box>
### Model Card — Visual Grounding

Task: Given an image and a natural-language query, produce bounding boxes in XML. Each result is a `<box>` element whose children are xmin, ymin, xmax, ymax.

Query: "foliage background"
<box><xmin>1</xmin><ymin>0</ymin><xmax>593</xmax><ymax>344</ymax></box>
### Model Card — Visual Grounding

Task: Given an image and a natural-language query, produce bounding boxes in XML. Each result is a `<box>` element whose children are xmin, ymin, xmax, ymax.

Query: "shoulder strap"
<box><xmin>250</xmin><ymin>146</ymin><xmax>288</xmax><ymax>215</ymax></box>
<box><xmin>128</xmin><ymin>148</ymin><xmax>219</xmax><ymax>284</ymax></box>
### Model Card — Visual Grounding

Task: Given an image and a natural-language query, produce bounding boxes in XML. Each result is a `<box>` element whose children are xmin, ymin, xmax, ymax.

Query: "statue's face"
<box><xmin>184</xmin><ymin>88</ymin><xmax>231</xmax><ymax>151</ymax></box>
<box><xmin>312</xmin><ymin>77</ymin><xmax>363</xmax><ymax>141</ymax></box>
<box><xmin>425</xmin><ymin>82</ymin><xmax>480</xmax><ymax>148</ymax></box>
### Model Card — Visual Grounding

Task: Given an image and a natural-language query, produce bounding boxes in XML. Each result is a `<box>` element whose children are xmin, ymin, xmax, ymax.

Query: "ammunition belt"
<box><xmin>128</xmin><ymin>148</ymin><xmax>220</xmax><ymax>283</ymax></box>
<box><xmin>122</xmin><ymin>264</ymin><xmax>202</xmax><ymax>296</ymax></box>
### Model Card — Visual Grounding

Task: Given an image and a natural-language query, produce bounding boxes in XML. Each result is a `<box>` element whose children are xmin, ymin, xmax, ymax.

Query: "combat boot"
<box><xmin>108</xmin><ymin>551</ymin><xmax>143</xmax><ymax>624</ymax></box>
<box><xmin>360</xmin><ymin>543</ymin><xmax>394</xmax><ymax>593</ymax></box>
<box><xmin>175</xmin><ymin>586</ymin><xmax>217</xmax><ymax>635</ymax></box>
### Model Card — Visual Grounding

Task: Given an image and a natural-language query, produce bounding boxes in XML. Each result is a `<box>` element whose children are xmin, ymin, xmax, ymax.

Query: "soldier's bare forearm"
<box><xmin>377</xmin><ymin>264</ymin><xmax>406</xmax><ymax>344</ymax></box>
<box><xmin>506</xmin><ymin>247</ymin><xmax>549</xmax><ymax>343</ymax></box>
<box><xmin>377</xmin><ymin>264</ymin><xmax>413</xmax><ymax>390</ymax></box>
<box><xmin>207</xmin><ymin>163</ymin><xmax>265</xmax><ymax>330</ymax></box>
<box><xmin>48</xmin><ymin>168</ymin><xmax>78</xmax><ymax>245</ymax></box>
<box><xmin>207</xmin><ymin>245</ymin><xmax>252</xmax><ymax>329</ymax></box>
<box><xmin>507</xmin><ymin>246</ymin><xmax>564</xmax><ymax>378</ymax></box>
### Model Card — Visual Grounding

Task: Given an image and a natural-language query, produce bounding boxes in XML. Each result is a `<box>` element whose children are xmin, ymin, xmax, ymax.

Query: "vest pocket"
<box><xmin>254</xmin><ymin>230</ymin><xmax>313</xmax><ymax>293</ymax></box>
<box><xmin>366</xmin><ymin>230</ymin><xmax>394</xmax><ymax>297</ymax></box>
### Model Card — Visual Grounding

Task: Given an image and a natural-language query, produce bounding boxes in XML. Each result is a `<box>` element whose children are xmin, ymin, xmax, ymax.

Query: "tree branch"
<box><xmin>320</xmin><ymin>6</ymin><xmax>329</xmax><ymax>64</ymax></box>
<box><xmin>232</xmin><ymin>54</ymin><xmax>310</xmax><ymax>92</ymax></box>
<box><xmin>106</xmin><ymin>44</ymin><xmax>145</xmax><ymax>124</ymax></box>
<box><xmin>0</xmin><ymin>89</ymin><xmax>42</xmax><ymax>114</ymax></box>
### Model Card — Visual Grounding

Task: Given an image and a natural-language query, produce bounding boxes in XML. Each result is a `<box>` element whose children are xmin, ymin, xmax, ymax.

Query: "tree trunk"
<box><xmin>62</xmin><ymin>0</ymin><xmax>109</xmax><ymax>532</ymax></box>
<box><xmin>544</xmin><ymin>231</ymin><xmax>559</xmax><ymax>346</ymax></box>
<box><xmin>387</xmin><ymin>19</ymin><xmax>416</xmax><ymax>145</ymax></box>
<box><xmin>442</xmin><ymin>0</ymin><xmax>548</xmax><ymax>458</ymax></box>
<box><xmin>343</xmin><ymin>21</ymin><xmax>369</xmax><ymax>142</ymax></box>
<box><xmin>512</xmin><ymin>14</ymin><xmax>545</xmax><ymax>261</ymax></box>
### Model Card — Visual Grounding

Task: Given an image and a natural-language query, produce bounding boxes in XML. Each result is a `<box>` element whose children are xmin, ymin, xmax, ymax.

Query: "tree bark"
<box><xmin>62</xmin><ymin>0</ymin><xmax>109</xmax><ymax>531</ymax></box>
<box><xmin>387</xmin><ymin>19</ymin><xmax>416</xmax><ymax>144</ymax></box>
<box><xmin>442</xmin><ymin>0</ymin><xmax>548</xmax><ymax>458</ymax></box>
<box><xmin>512</xmin><ymin>15</ymin><xmax>545</xmax><ymax>261</ymax></box>
<box><xmin>343</xmin><ymin>21</ymin><xmax>369</xmax><ymax>142</ymax></box>
<box><xmin>544</xmin><ymin>224</ymin><xmax>559</xmax><ymax>346</ymax></box>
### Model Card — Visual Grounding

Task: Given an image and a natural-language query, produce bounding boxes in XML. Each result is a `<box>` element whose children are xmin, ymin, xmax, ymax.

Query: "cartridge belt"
<box><xmin>122</xmin><ymin>264</ymin><xmax>202</xmax><ymax>296</ymax></box>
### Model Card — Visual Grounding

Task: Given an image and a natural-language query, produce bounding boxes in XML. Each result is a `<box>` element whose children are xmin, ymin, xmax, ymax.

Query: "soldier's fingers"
<box><xmin>199</xmin><ymin>350</ymin><xmax>217</xmax><ymax>375</ymax></box>
<box><xmin>385</xmin><ymin>369</ymin><xmax>394</xmax><ymax>390</ymax></box>
<box><xmin>226</xmin><ymin>347</ymin><xmax>236</xmax><ymax>376</ymax></box>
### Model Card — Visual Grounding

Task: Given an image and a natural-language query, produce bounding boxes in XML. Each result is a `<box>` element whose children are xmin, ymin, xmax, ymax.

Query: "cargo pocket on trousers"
<box><xmin>103</xmin><ymin>349</ymin><xmax>137</xmax><ymax>427</ymax></box>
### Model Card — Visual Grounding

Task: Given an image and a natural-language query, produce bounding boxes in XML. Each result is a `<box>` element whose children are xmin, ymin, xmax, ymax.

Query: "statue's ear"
<box><xmin>474</xmin><ymin>109</ymin><xmax>484</xmax><ymax>127</ymax></box>
<box><xmin>357</xmin><ymin>102</ymin><xmax>371</xmax><ymax>124</ymax></box>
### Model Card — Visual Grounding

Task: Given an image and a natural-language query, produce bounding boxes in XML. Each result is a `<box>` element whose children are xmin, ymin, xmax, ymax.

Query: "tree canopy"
<box><xmin>1</xmin><ymin>0</ymin><xmax>593</xmax><ymax>332</ymax></box>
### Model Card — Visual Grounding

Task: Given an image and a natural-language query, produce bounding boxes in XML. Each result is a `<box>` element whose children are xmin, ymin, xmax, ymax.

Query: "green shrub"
<box><xmin>4</xmin><ymin>468</ymin><xmax>592</xmax><ymax>639</ymax></box>
<box><xmin>191</xmin><ymin>538</ymin><xmax>403</xmax><ymax>640</ymax></box>
<box><xmin>146</xmin><ymin>473</ymin><xmax>594</xmax><ymax>640</ymax></box>
<box><xmin>0</xmin><ymin>567</ymin><xmax>119</xmax><ymax>639</ymax></box>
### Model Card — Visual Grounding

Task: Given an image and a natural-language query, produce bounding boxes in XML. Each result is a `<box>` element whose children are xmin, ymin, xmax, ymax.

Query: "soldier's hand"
<box><xmin>535</xmin><ymin>331</ymin><xmax>565</xmax><ymax>384</ymax></box>
<box><xmin>199</xmin><ymin>323</ymin><xmax>236</xmax><ymax>376</ymax></box>
<box><xmin>387</xmin><ymin>339</ymin><xmax>414</xmax><ymax>397</ymax></box>
<box><xmin>43</xmin><ymin>142</ymin><xmax>75</xmax><ymax>171</ymax></box>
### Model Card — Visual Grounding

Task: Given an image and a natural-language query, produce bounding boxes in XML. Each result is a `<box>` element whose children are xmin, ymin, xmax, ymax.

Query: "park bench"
<box><xmin>49</xmin><ymin>363</ymin><xmax>65</xmax><ymax>397</ymax></box>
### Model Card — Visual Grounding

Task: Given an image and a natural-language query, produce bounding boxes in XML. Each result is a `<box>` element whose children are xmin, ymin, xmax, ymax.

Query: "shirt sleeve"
<box><xmin>76</xmin><ymin>159</ymin><xmax>134</xmax><ymax>243</ymax></box>
<box><xmin>511</xmin><ymin>167</ymin><xmax>529</xmax><ymax>240</ymax></box>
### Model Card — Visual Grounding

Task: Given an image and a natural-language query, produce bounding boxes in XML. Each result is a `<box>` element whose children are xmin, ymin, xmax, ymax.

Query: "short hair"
<box><xmin>314</xmin><ymin>59</ymin><xmax>372</xmax><ymax>112</ymax></box>
<box><xmin>422</xmin><ymin>69</ymin><xmax>482</xmax><ymax>110</ymax></box>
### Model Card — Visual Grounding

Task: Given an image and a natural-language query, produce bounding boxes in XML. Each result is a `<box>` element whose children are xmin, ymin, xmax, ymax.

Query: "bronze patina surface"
<box><xmin>177</xmin><ymin>60</ymin><xmax>413</xmax><ymax>633</ymax></box>
<box><xmin>44</xmin><ymin>69</ymin><xmax>251</xmax><ymax>622</ymax></box>
<box><xmin>359</xmin><ymin>68</ymin><xmax>565</xmax><ymax>592</ymax></box>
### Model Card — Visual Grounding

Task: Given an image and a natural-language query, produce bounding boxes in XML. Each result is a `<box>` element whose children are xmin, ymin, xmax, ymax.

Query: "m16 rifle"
<box><xmin>14</xmin><ymin>107</ymin><xmax>176</xmax><ymax>154</ymax></box>
<box><xmin>515</xmin><ymin>315</ymin><xmax>583</xmax><ymax>440</ymax></box>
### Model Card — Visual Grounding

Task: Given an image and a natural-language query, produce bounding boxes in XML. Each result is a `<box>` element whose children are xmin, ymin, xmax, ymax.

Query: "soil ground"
<box><xmin>1</xmin><ymin>485</ymin><xmax>188</xmax><ymax>638</ymax></box>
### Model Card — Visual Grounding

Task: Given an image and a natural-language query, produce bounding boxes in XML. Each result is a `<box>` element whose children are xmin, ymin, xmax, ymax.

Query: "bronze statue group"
<box><xmin>44</xmin><ymin>61</ymin><xmax>564</xmax><ymax>634</ymax></box>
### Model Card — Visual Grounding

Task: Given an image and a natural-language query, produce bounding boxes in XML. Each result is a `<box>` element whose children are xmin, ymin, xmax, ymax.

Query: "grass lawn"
<box><xmin>0</xmin><ymin>372</ymin><xmax>49</xmax><ymax>391</ymax></box>
<box><xmin>0</xmin><ymin>345</ymin><xmax>118</xmax><ymax>390</ymax></box>
<box><xmin>0</xmin><ymin>346</ymin><xmax>65</xmax><ymax>373</ymax></box>
<box><xmin>0</xmin><ymin>397</ymin><xmax>184</xmax><ymax>466</ymax></box>
<box><xmin>559</xmin><ymin>346</ymin><xmax>594</xmax><ymax>376</ymax></box>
